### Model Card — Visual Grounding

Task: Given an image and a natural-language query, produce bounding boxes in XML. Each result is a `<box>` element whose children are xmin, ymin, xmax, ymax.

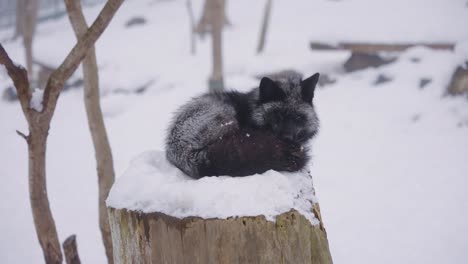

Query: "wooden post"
<box><xmin>108</xmin><ymin>207</ymin><xmax>333</xmax><ymax>263</ymax></box>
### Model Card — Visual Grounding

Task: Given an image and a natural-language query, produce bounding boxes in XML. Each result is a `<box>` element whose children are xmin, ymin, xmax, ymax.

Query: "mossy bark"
<box><xmin>108</xmin><ymin>207</ymin><xmax>333</xmax><ymax>264</ymax></box>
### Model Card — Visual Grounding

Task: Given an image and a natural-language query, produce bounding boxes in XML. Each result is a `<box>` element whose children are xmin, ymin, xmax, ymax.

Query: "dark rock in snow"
<box><xmin>65</xmin><ymin>78</ymin><xmax>84</xmax><ymax>91</ymax></box>
<box><xmin>2</xmin><ymin>86</ymin><xmax>18</xmax><ymax>102</ymax></box>
<box><xmin>419</xmin><ymin>78</ymin><xmax>432</xmax><ymax>89</ymax></box>
<box><xmin>344</xmin><ymin>52</ymin><xmax>396</xmax><ymax>72</ymax></box>
<box><xmin>102</xmin><ymin>79</ymin><xmax>154</xmax><ymax>96</ymax></box>
<box><xmin>411</xmin><ymin>114</ymin><xmax>421</xmax><ymax>123</ymax></box>
<box><xmin>410</xmin><ymin>57</ymin><xmax>421</xmax><ymax>63</ymax></box>
<box><xmin>126</xmin><ymin>17</ymin><xmax>147</xmax><ymax>28</ymax></box>
<box><xmin>373</xmin><ymin>74</ymin><xmax>393</xmax><ymax>85</ymax></box>
<box><xmin>2</xmin><ymin>78</ymin><xmax>82</xmax><ymax>102</ymax></box>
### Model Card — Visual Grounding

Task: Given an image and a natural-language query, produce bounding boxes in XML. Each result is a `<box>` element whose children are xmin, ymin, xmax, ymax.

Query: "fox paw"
<box><xmin>280</xmin><ymin>143</ymin><xmax>308</xmax><ymax>172</ymax></box>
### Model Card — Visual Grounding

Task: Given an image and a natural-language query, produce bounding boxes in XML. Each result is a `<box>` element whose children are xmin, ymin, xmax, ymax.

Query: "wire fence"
<box><xmin>0</xmin><ymin>0</ymin><xmax>106</xmax><ymax>30</ymax></box>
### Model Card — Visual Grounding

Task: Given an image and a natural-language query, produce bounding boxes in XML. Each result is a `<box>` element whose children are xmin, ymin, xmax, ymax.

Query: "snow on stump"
<box><xmin>106</xmin><ymin>151</ymin><xmax>333</xmax><ymax>264</ymax></box>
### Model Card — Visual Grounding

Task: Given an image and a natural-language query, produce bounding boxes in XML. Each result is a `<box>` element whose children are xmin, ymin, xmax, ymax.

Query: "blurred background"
<box><xmin>1</xmin><ymin>0</ymin><xmax>467</xmax><ymax>263</ymax></box>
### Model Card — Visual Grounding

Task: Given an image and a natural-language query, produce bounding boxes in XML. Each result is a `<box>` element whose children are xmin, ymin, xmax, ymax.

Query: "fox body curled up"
<box><xmin>166</xmin><ymin>73</ymin><xmax>320</xmax><ymax>179</ymax></box>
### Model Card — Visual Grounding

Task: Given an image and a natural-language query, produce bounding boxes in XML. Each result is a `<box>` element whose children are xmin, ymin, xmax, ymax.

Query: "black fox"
<box><xmin>166</xmin><ymin>73</ymin><xmax>320</xmax><ymax>179</ymax></box>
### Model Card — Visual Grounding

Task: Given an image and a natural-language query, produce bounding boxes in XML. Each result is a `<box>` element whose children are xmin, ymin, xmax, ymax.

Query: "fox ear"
<box><xmin>301</xmin><ymin>73</ymin><xmax>320</xmax><ymax>103</ymax></box>
<box><xmin>259</xmin><ymin>77</ymin><xmax>286</xmax><ymax>103</ymax></box>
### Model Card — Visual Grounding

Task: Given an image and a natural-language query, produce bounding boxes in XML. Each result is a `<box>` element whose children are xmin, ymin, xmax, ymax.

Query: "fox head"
<box><xmin>252</xmin><ymin>73</ymin><xmax>320</xmax><ymax>144</ymax></box>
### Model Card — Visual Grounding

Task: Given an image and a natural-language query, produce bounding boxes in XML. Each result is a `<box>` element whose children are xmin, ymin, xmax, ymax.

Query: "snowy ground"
<box><xmin>1</xmin><ymin>0</ymin><xmax>468</xmax><ymax>263</ymax></box>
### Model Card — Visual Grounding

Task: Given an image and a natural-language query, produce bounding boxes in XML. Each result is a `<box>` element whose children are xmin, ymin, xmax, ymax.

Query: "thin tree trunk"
<box><xmin>64</xmin><ymin>1</ymin><xmax>116</xmax><ymax>263</ymax></box>
<box><xmin>0</xmin><ymin>1</ymin><xmax>124</xmax><ymax>262</ymax></box>
<box><xmin>186</xmin><ymin>0</ymin><xmax>196</xmax><ymax>55</ymax></box>
<box><xmin>28</xmin><ymin>126</ymin><xmax>63</xmax><ymax>264</ymax></box>
<box><xmin>14</xmin><ymin>0</ymin><xmax>25</xmax><ymax>40</ymax></box>
<box><xmin>195</xmin><ymin>0</ymin><xmax>230</xmax><ymax>37</ymax></box>
<box><xmin>24</xmin><ymin>36</ymin><xmax>34</xmax><ymax>78</ymax></box>
<box><xmin>22</xmin><ymin>0</ymin><xmax>39</xmax><ymax>75</ymax></box>
<box><xmin>209</xmin><ymin>0</ymin><xmax>224</xmax><ymax>91</ymax></box>
<box><xmin>256</xmin><ymin>0</ymin><xmax>272</xmax><ymax>54</ymax></box>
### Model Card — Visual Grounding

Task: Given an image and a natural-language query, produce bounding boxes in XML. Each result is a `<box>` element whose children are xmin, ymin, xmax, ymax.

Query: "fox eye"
<box><xmin>297</xmin><ymin>130</ymin><xmax>306</xmax><ymax>139</ymax></box>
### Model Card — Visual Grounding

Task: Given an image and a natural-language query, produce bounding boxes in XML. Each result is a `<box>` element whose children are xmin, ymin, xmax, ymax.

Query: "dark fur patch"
<box><xmin>224</xmin><ymin>91</ymin><xmax>253</xmax><ymax>126</ymax></box>
<box><xmin>198</xmin><ymin>129</ymin><xmax>309</xmax><ymax>177</ymax></box>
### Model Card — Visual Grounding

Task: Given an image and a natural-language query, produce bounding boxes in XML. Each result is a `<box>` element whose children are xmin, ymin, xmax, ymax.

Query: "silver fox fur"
<box><xmin>166</xmin><ymin>73</ymin><xmax>320</xmax><ymax>178</ymax></box>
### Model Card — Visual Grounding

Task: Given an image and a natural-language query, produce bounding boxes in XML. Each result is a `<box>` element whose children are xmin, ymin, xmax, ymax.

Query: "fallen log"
<box><xmin>310</xmin><ymin>42</ymin><xmax>455</xmax><ymax>54</ymax></box>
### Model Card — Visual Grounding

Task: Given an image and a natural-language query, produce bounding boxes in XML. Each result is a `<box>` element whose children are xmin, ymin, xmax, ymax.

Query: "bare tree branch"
<box><xmin>63</xmin><ymin>235</ymin><xmax>81</xmax><ymax>264</ymax></box>
<box><xmin>42</xmin><ymin>0</ymin><xmax>125</xmax><ymax>121</ymax></box>
<box><xmin>0</xmin><ymin>45</ymin><xmax>31</xmax><ymax>120</ymax></box>
<box><xmin>16</xmin><ymin>130</ymin><xmax>30</xmax><ymax>142</ymax></box>
<box><xmin>64</xmin><ymin>0</ymin><xmax>116</xmax><ymax>263</ymax></box>
<box><xmin>0</xmin><ymin>0</ymin><xmax>124</xmax><ymax>263</ymax></box>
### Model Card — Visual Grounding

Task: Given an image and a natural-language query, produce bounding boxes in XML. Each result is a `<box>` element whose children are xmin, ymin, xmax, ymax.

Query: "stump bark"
<box><xmin>108</xmin><ymin>208</ymin><xmax>333</xmax><ymax>264</ymax></box>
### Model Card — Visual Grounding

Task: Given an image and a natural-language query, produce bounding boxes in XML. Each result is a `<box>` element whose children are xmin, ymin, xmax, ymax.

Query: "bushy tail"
<box><xmin>197</xmin><ymin>129</ymin><xmax>308</xmax><ymax>177</ymax></box>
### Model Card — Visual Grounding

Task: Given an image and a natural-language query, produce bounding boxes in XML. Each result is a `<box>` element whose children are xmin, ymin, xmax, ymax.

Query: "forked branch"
<box><xmin>0</xmin><ymin>0</ymin><xmax>124</xmax><ymax>263</ymax></box>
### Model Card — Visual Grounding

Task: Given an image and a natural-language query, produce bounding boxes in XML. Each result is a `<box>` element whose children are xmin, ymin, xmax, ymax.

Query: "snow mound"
<box><xmin>106</xmin><ymin>151</ymin><xmax>319</xmax><ymax>225</ymax></box>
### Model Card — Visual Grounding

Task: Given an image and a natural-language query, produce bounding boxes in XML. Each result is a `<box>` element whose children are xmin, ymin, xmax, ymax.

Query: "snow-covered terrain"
<box><xmin>106</xmin><ymin>151</ymin><xmax>319</xmax><ymax>224</ymax></box>
<box><xmin>1</xmin><ymin>0</ymin><xmax>468</xmax><ymax>263</ymax></box>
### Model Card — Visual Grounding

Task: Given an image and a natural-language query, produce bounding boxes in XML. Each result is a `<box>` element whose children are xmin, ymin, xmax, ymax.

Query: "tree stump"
<box><xmin>447</xmin><ymin>65</ymin><xmax>468</xmax><ymax>95</ymax></box>
<box><xmin>106</xmin><ymin>151</ymin><xmax>333</xmax><ymax>263</ymax></box>
<box><xmin>108</xmin><ymin>207</ymin><xmax>332</xmax><ymax>264</ymax></box>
